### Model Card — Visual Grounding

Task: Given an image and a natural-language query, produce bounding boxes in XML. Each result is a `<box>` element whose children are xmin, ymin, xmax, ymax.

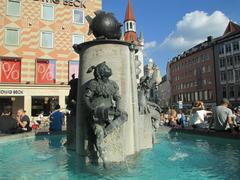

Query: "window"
<box><xmin>208</xmin><ymin>79</ymin><xmax>212</xmax><ymax>85</ymax></box>
<box><xmin>36</xmin><ymin>59</ymin><xmax>56</xmax><ymax>84</ymax></box>
<box><xmin>220</xmin><ymin>71</ymin><xmax>226</xmax><ymax>81</ymax></box>
<box><xmin>209</xmin><ymin>90</ymin><xmax>213</xmax><ymax>100</ymax></box>
<box><xmin>72</xmin><ymin>34</ymin><xmax>84</xmax><ymax>45</ymax></box>
<box><xmin>219</xmin><ymin>58</ymin><xmax>225</xmax><ymax>68</ymax></box>
<box><xmin>204</xmin><ymin>54</ymin><xmax>210</xmax><ymax>61</ymax></box>
<box><xmin>0</xmin><ymin>58</ymin><xmax>21</xmax><ymax>83</ymax></box>
<box><xmin>199</xmin><ymin>91</ymin><xmax>203</xmax><ymax>100</ymax></box>
<box><xmin>219</xmin><ymin>45</ymin><xmax>224</xmax><ymax>55</ymax></box>
<box><xmin>234</xmin><ymin>55</ymin><xmax>240</xmax><ymax>66</ymax></box>
<box><xmin>5</xmin><ymin>28</ymin><xmax>19</xmax><ymax>46</ymax></box>
<box><xmin>238</xmin><ymin>86</ymin><xmax>240</xmax><ymax>97</ymax></box>
<box><xmin>130</xmin><ymin>22</ymin><xmax>133</xmax><ymax>30</ymax></box>
<box><xmin>226</xmin><ymin>56</ymin><xmax>233</xmax><ymax>66</ymax></box>
<box><xmin>31</xmin><ymin>96</ymin><xmax>59</xmax><ymax>116</ymax></box>
<box><xmin>202</xmin><ymin>66</ymin><xmax>206</xmax><ymax>73</ymax></box>
<box><xmin>229</xmin><ymin>86</ymin><xmax>234</xmax><ymax>98</ymax></box>
<box><xmin>227</xmin><ymin>70</ymin><xmax>234</xmax><ymax>81</ymax></box>
<box><xmin>235</xmin><ymin>69</ymin><xmax>240</xmax><ymax>81</ymax></box>
<box><xmin>191</xmin><ymin>92</ymin><xmax>195</xmax><ymax>101</ymax></box>
<box><xmin>194</xmin><ymin>69</ymin><xmax>197</xmax><ymax>76</ymax></box>
<box><xmin>203</xmin><ymin>79</ymin><xmax>207</xmax><ymax>85</ymax></box>
<box><xmin>204</xmin><ymin>90</ymin><xmax>208</xmax><ymax>100</ymax></box>
<box><xmin>207</xmin><ymin>65</ymin><xmax>211</xmax><ymax>72</ymax></box>
<box><xmin>73</xmin><ymin>9</ymin><xmax>84</xmax><ymax>24</ymax></box>
<box><xmin>225</xmin><ymin>44</ymin><xmax>231</xmax><ymax>53</ymax></box>
<box><xmin>195</xmin><ymin>92</ymin><xmax>198</xmax><ymax>101</ymax></box>
<box><xmin>41</xmin><ymin>32</ymin><xmax>53</xmax><ymax>48</ymax></box>
<box><xmin>69</xmin><ymin>61</ymin><xmax>79</xmax><ymax>81</ymax></box>
<box><xmin>222</xmin><ymin>87</ymin><xmax>227</xmax><ymax>98</ymax></box>
<box><xmin>42</xmin><ymin>4</ymin><xmax>54</xmax><ymax>21</ymax></box>
<box><xmin>7</xmin><ymin>0</ymin><xmax>20</xmax><ymax>16</ymax></box>
<box><xmin>233</xmin><ymin>41</ymin><xmax>239</xmax><ymax>51</ymax></box>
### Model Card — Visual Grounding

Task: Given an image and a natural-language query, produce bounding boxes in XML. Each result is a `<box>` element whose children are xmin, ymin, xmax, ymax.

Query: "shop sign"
<box><xmin>0</xmin><ymin>90</ymin><xmax>24</xmax><ymax>95</ymax></box>
<box><xmin>34</xmin><ymin>0</ymin><xmax>86</xmax><ymax>8</ymax></box>
<box><xmin>36</xmin><ymin>60</ymin><xmax>56</xmax><ymax>84</ymax></box>
<box><xmin>0</xmin><ymin>59</ymin><xmax>21</xmax><ymax>83</ymax></box>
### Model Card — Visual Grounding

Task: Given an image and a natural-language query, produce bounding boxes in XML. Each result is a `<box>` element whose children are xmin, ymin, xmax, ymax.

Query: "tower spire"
<box><xmin>124</xmin><ymin>0</ymin><xmax>136</xmax><ymax>22</ymax></box>
<box><xmin>124</xmin><ymin>0</ymin><xmax>138</xmax><ymax>43</ymax></box>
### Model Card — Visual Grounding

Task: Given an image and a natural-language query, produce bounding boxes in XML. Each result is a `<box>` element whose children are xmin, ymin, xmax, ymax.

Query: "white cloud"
<box><xmin>160</xmin><ymin>10</ymin><xmax>230</xmax><ymax>53</ymax></box>
<box><xmin>145</xmin><ymin>41</ymin><xmax>157</xmax><ymax>49</ymax></box>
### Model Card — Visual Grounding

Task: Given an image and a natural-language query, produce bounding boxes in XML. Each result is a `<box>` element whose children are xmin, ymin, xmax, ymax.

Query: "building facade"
<box><xmin>158</xmin><ymin>63</ymin><xmax>171</xmax><ymax>109</ymax></box>
<box><xmin>144</xmin><ymin>59</ymin><xmax>162</xmax><ymax>104</ymax></box>
<box><xmin>169</xmin><ymin>37</ymin><xmax>217</xmax><ymax>108</ymax></box>
<box><xmin>0</xmin><ymin>0</ymin><xmax>101</xmax><ymax>117</ymax></box>
<box><xmin>214</xmin><ymin>22</ymin><xmax>240</xmax><ymax>106</ymax></box>
<box><xmin>124</xmin><ymin>0</ymin><xmax>144</xmax><ymax>82</ymax></box>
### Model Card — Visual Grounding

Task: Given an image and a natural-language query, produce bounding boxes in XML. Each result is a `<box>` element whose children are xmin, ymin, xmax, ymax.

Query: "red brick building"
<box><xmin>169</xmin><ymin>37</ymin><xmax>217</xmax><ymax>107</ymax></box>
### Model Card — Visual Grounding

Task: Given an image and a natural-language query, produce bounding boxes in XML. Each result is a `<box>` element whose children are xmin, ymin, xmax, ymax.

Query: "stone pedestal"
<box><xmin>74</xmin><ymin>40</ymin><xmax>140</xmax><ymax>162</ymax></box>
<box><xmin>66</xmin><ymin>115</ymin><xmax>76</xmax><ymax>150</ymax></box>
<box><xmin>139</xmin><ymin>114</ymin><xmax>153</xmax><ymax>150</ymax></box>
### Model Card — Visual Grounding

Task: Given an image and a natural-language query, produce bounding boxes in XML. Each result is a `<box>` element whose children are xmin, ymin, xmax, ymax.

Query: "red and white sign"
<box><xmin>36</xmin><ymin>60</ymin><xmax>56</xmax><ymax>84</ymax></box>
<box><xmin>69</xmin><ymin>61</ymin><xmax>79</xmax><ymax>80</ymax></box>
<box><xmin>0</xmin><ymin>59</ymin><xmax>21</xmax><ymax>83</ymax></box>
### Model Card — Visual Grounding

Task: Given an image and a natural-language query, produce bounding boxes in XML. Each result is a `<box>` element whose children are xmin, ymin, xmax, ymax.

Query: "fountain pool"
<box><xmin>0</xmin><ymin>131</ymin><xmax>239</xmax><ymax>180</ymax></box>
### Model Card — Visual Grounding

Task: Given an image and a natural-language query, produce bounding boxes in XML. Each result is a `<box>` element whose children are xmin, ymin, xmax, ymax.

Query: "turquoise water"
<box><xmin>0</xmin><ymin>132</ymin><xmax>240</xmax><ymax>180</ymax></box>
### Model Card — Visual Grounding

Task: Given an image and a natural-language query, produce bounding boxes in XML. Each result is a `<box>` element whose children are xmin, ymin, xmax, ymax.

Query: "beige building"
<box><xmin>0</xmin><ymin>0</ymin><xmax>101</xmax><ymax>117</ymax></box>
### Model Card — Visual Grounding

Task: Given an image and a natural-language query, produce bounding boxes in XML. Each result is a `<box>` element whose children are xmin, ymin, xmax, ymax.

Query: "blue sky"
<box><xmin>102</xmin><ymin>0</ymin><xmax>240</xmax><ymax>75</ymax></box>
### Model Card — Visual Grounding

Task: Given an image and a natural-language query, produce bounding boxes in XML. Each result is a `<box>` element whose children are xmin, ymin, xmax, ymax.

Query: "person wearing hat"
<box><xmin>209</xmin><ymin>98</ymin><xmax>236</xmax><ymax>133</ymax></box>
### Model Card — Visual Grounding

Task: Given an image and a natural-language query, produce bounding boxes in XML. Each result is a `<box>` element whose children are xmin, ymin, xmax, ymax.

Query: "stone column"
<box><xmin>74</xmin><ymin>40</ymin><xmax>139</xmax><ymax>162</ymax></box>
<box><xmin>24</xmin><ymin>95</ymin><xmax>31</xmax><ymax>116</ymax></box>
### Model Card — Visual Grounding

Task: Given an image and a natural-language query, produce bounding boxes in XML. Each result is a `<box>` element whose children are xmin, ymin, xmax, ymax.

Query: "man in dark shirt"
<box><xmin>16</xmin><ymin>109</ymin><xmax>31</xmax><ymax>132</ymax></box>
<box><xmin>0</xmin><ymin>111</ymin><xmax>18</xmax><ymax>134</ymax></box>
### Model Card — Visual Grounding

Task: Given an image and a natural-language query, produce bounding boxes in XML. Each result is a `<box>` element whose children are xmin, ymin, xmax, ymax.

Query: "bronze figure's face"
<box><xmin>94</xmin><ymin>62</ymin><xmax>112</xmax><ymax>79</ymax></box>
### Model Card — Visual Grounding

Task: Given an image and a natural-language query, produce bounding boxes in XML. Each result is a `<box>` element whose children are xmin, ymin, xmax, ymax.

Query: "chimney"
<box><xmin>207</xmin><ymin>36</ymin><xmax>213</xmax><ymax>42</ymax></box>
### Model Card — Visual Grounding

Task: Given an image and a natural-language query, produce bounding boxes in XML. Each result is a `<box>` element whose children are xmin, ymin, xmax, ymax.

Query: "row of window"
<box><xmin>222</xmin><ymin>85</ymin><xmax>240</xmax><ymax>99</ymax></box>
<box><xmin>171</xmin><ymin>53</ymin><xmax>210</xmax><ymax>72</ymax></box>
<box><xmin>220</xmin><ymin>69</ymin><xmax>240</xmax><ymax>82</ymax></box>
<box><xmin>174</xmin><ymin>90</ymin><xmax>214</xmax><ymax>103</ymax></box>
<box><xmin>219</xmin><ymin>41</ymin><xmax>240</xmax><ymax>55</ymax></box>
<box><xmin>4</xmin><ymin>28</ymin><xmax>84</xmax><ymax>48</ymax></box>
<box><xmin>0</xmin><ymin>59</ymin><xmax>79</xmax><ymax>84</ymax></box>
<box><xmin>173</xmin><ymin>78</ymin><xmax>213</xmax><ymax>91</ymax></box>
<box><xmin>172</xmin><ymin>65</ymin><xmax>212</xmax><ymax>82</ymax></box>
<box><xmin>6</xmin><ymin>0</ymin><xmax>84</xmax><ymax>24</ymax></box>
<box><xmin>219</xmin><ymin>54</ymin><xmax>240</xmax><ymax>68</ymax></box>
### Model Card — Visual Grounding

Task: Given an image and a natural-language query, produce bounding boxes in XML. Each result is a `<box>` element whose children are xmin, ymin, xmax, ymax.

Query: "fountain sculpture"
<box><xmin>66</xmin><ymin>11</ymin><xmax>160</xmax><ymax>166</ymax></box>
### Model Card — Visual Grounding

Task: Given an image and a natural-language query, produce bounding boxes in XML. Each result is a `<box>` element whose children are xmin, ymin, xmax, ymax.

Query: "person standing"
<box><xmin>209</xmin><ymin>98</ymin><xmax>236</xmax><ymax>133</ymax></box>
<box><xmin>49</xmin><ymin>105</ymin><xmax>63</xmax><ymax>132</ymax></box>
<box><xmin>16</xmin><ymin>109</ymin><xmax>31</xmax><ymax>132</ymax></box>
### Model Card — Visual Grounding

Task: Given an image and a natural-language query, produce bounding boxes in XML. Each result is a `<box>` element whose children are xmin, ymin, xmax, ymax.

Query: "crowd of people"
<box><xmin>160</xmin><ymin>98</ymin><xmax>240</xmax><ymax>134</ymax></box>
<box><xmin>1</xmin><ymin>98</ymin><xmax>239</xmax><ymax>135</ymax></box>
<box><xmin>0</xmin><ymin>105</ymin><xmax>64</xmax><ymax>134</ymax></box>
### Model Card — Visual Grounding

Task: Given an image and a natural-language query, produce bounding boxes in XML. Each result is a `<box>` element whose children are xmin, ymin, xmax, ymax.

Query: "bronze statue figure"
<box><xmin>83</xmin><ymin>62</ymin><xmax>127</xmax><ymax>164</ymax></box>
<box><xmin>138</xmin><ymin>76</ymin><xmax>161</xmax><ymax>130</ymax></box>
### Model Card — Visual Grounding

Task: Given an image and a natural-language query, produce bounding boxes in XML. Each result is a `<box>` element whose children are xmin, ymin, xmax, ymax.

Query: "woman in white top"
<box><xmin>190</xmin><ymin>101</ymin><xmax>212</xmax><ymax>128</ymax></box>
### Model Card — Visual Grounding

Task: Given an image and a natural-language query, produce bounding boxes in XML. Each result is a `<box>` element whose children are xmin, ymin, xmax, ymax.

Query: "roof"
<box><xmin>124</xmin><ymin>31</ymin><xmax>138</xmax><ymax>43</ymax></box>
<box><xmin>223</xmin><ymin>21</ymin><xmax>240</xmax><ymax>35</ymax></box>
<box><xmin>213</xmin><ymin>21</ymin><xmax>240</xmax><ymax>44</ymax></box>
<box><xmin>124</xmin><ymin>0</ymin><xmax>136</xmax><ymax>22</ymax></box>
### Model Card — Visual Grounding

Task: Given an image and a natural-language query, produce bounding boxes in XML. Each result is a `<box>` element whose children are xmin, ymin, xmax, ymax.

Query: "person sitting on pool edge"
<box><xmin>16</xmin><ymin>109</ymin><xmax>32</xmax><ymax>132</ymax></box>
<box><xmin>209</xmin><ymin>98</ymin><xmax>237</xmax><ymax>134</ymax></box>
